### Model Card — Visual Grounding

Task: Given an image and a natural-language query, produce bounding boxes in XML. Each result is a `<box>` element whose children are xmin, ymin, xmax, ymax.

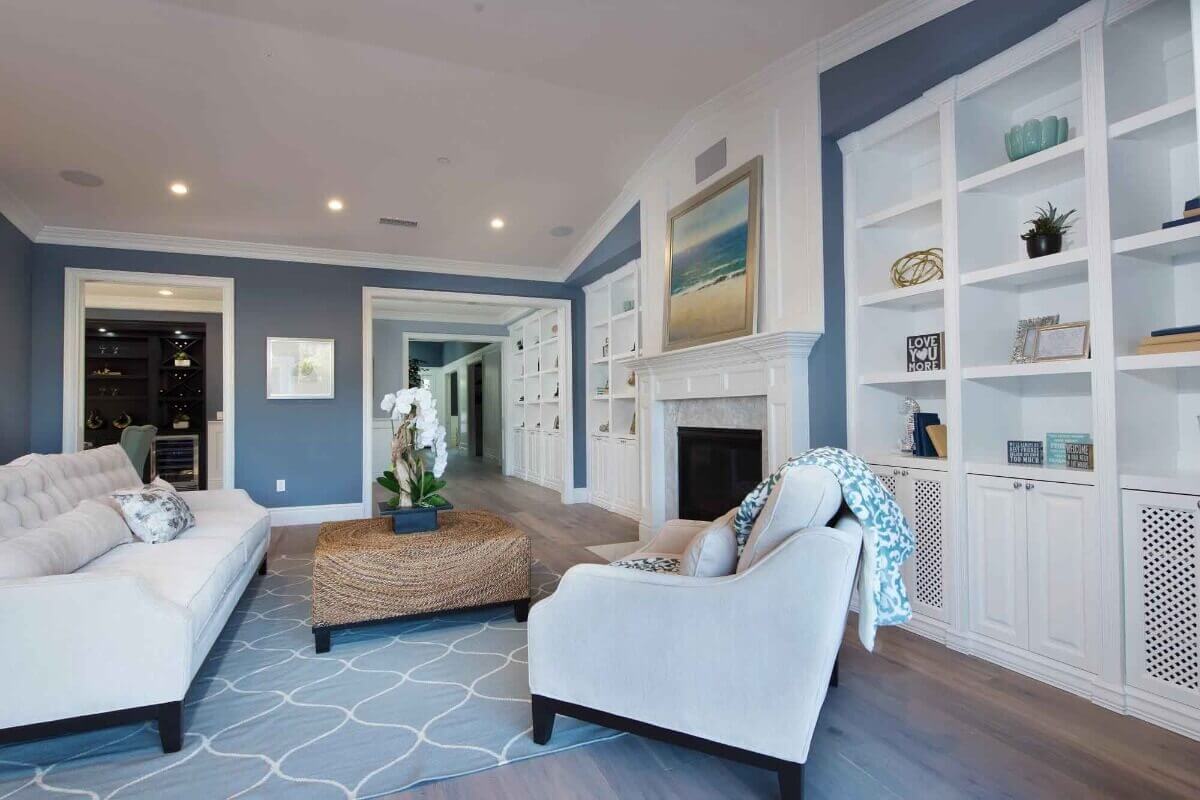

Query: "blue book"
<box><xmin>1186</xmin><ymin>196</ymin><xmax>1200</xmax><ymax>212</ymax></box>
<box><xmin>913</xmin><ymin>412</ymin><xmax>941</xmax><ymax>457</ymax></box>
<box><xmin>1151</xmin><ymin>324</ymin><xmax>1200</xmax><ymax>337</ymax></box>
<box><xmin>1161</xmin><ymin>216</ymin><xmax>1200</xmax><ymax>229</ymax></box>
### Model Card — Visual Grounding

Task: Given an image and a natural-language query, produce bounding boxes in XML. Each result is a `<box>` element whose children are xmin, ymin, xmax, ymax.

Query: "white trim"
<box><xmin>373</xmin><ymin>307</ymin><xmax>528</xmax><ymax>325</ymax></box>
<box><xmin>817</xmin><ymin>0</ymin><xmax>975</xmax><ymax>71</ymax></box>
<box><xmin>362</xmin><ymin>287</ymin><xmax>576</xmax><ymax>518</ymax></box>
<box><xmin>62</xmin><ymin>268</ymin><xmax>236</xmax><ymax>490</ymax></box>
<box><xmin>37</xmin><ymin>226</ymin><xmax>557</xmax><ymax>282</ymax></box>
<box><xmin>268</xmin><ymin>503</ymin><xmax>363</xmax><ymax>527</ymax></box>
<box><xmin>0</xmin><ymin>180</ymin><xmax>43</xmax><ymax>241</ymax></box>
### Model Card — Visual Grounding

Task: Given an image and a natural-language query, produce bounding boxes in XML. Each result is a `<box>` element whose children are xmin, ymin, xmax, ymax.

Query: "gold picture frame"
<box><xmin>662</xmin><ymin>156</ymin><xmax>761</xmax><ymax>352</ymax></box>
<box><xmin>1033</xmin><ymin>321</ymin><xmax>1090</xmax><ymax>362</ymax></box>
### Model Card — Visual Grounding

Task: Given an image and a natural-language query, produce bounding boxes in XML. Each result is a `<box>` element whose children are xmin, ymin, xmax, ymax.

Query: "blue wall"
<box><xmin>373</xmin><ymin>319</ymin><xmax>508</xmax><ymax>416</ymax></box>
<box><xmin>442</xmin><ymin>341</ymin><xmax>490</xmax><ymax>364</ymax></box>
<box><xmin>564</xmin><ymin>203</ymin><xmax>641</xmax><ymax>287</ymax></box>
<box><xmin>30</xmin><ymin>244</ymin><xmax>584</xmax><ymax>505</ymax></box>
<box><xmin>408</xmin><ymin>340</ymin><xmax>445</xmax><ymax>368</ymax></box>
<box><xmin>816</xmin><ymin>0</ymin><xmax>1088</xmax><ymax>449</ymax></box>
<box><xmin>0</xmin><ymin>213</ymin><xmax>33</xmax><ymax>463</ymax></box>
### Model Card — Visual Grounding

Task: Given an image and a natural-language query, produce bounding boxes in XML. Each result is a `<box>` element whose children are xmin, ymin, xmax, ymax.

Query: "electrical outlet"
<box><xmin>276</xmin><ymin>479</ymin><xmax>286</xmax><ymax>492</ymax></box>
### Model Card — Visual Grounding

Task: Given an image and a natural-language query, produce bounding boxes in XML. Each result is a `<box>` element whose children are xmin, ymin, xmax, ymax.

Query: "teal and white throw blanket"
<box><xmin>733</xmin><ymin>447</ymin><xmax>914</xmax><ymax>651</ymax></box>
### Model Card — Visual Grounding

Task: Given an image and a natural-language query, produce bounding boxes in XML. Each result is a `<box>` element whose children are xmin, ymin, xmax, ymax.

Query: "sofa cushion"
<box><xmin>177</xmin><ymin>504</ymin><xmax>270</xmax><ymax>567</ymax></box>
<box><xmin>0</xmin><ymin>462</ymin><xmax>65</xmax><ymax>541</ymax></box>
<box><xmin>0</xmin><ymin>499</ymin><xmax>132</xmax><ymax>579</ymax></box>
<box><xmin>23</xmin><ymin>446</ymin><xmax>142</xmax><ymax>511</ymax></box>
<box><xmin>736</xmin><ymin>465</ymin><xmax>841</xmax><ymax>573</ymax></box>
<box><xmin>111</xmin><ymin>486</ymin><xmax>196</xmax><ymax>544</ymax></box>
<box><xmin>77</xmin><ymin>537</ymin><xmax>245</xmax><ymax>642</ymax></box>
<box><xmin>680</xmin><ymin>509</ymin><xmax>737</xmax><ymax>577</ymax></box>
<box><xmin>611</xmin><ymin>553</ymin><xmax>681</xmax><ymax>574</ymax></box>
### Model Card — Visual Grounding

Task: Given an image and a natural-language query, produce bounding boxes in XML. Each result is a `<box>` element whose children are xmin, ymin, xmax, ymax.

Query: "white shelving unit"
<box><xmin>841</xmin><ymin>0</ymin><xmax>1200</xmax><ymax>740</ymax></box>
<box><xmin>583</xmin><ymin>260</ymin><xmax>641</xmax><ymax>520</ymax></box>
<box><xmin>505</xmin><ymin>309</ymin><xmax>565</xmax><ymax>491</ymax></box>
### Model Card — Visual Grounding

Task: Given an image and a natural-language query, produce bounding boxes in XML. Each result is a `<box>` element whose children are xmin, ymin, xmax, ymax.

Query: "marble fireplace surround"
<box><xmin>628</xmin><ymin>331</ymin><xmax>821</xmax><ymax>541</ymax></box>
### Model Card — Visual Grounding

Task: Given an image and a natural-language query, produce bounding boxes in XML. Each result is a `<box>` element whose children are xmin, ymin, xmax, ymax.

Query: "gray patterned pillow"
<box><xmin>110</xmin><ymin>485</ymin><xmax>195</xmax><ymax>544</ymax></box>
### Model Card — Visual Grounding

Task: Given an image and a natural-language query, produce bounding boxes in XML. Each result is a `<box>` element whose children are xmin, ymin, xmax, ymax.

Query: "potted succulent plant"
<box><xmin>1021</xmin><ymin>203</ymin><xmax>1076</xmax><ymax>259</ymax></box>
<box><xmin>172</xmin><ymin>411</ymin><xmax>190</xmax><ymax>430</ymax></box>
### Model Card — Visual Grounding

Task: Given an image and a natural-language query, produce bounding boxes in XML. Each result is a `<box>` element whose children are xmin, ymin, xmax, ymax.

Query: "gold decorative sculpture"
<box><xmin>890</xmin><ymin>247</ymin><xmax>943</xmax><ymax>288</ymax></box>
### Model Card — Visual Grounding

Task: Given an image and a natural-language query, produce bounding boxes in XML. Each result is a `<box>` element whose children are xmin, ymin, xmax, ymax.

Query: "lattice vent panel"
<box><xmin>1140</xmin><ymin>504</ymin><xmax>1199</xmax><ymax>693</ymax></box>
<box><xmin>878</xmin><ymin>471</ymin><xmax>897</xmax><ymax>497</ymax></box>
<box><xmin>912</xmin><ymin>478</ymin><xmax>944</xmax><ymax>610</ymax></box>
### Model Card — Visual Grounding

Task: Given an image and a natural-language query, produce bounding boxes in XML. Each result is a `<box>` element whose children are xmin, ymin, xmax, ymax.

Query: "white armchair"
<box><xmin>528</xmin><ymin>509</ymin><xmax>862</xmax><ymax>800</ymax></box>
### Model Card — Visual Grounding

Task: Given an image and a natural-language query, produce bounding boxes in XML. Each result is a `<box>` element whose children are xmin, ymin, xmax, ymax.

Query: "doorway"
<box><xmin>470</xmin><ymin>362</ymin><xmax>484</xmax><ymax>457</ymax></box>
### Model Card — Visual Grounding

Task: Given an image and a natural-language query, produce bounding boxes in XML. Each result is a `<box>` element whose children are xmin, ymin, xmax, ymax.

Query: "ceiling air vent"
<box><xmin>379</xmin><ymin>217</ymin><xmax>419</xmax><ymax>228</ymax></box>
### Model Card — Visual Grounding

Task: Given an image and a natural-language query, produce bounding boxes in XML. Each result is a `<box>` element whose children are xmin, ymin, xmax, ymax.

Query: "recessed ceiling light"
<box><xmin>436</xmin><ymin>156</ymin><xmax>451</xmax><ymax>165</ymax></box>
<box><xmin>490</xmin><ymin>217</ymin><xmax>505</xmax><ymax>230</ymax></box>
<box><xmin>97</xmin><ymin>327</ymin><xmax>107</xmax><ymax>333</ymax></box>
<box><xmin>327</xmin><ymin>198</ymin><xmax>345</xmax><ymax>212</ymax></box>
<box><xmin>549</xmin><ymin>225</ymin><xmax>574</xmax><ymax>238</ymax></box>
<box><xmin>169</xmin><ymin>182</ymin><xmax>189</xmax><ymax>195</ymax></box>
<box><xmin>60</xmin><ymin>170</ymin><xmax>104</xmax><ymax>188</ymax></box>
<box><xmin>158</xmin><ymin>289</ymin><xmax>174</xmax><ymax>296</ymax></box>
<box><xmin>174</xmin><ymin>330</ymin><xmax>183</xmax><ymax>335</ymax></box>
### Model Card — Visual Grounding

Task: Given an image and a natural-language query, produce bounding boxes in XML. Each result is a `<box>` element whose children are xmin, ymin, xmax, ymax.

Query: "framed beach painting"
<box><xmin>663</xmin><ymin>156</ymin><xmax>761</xmax><ymax>352</ymax></box>
<box><xmin>267</xmin><ymin>337</ymin><xmax>335</xmax><ymax>399</ymax></box>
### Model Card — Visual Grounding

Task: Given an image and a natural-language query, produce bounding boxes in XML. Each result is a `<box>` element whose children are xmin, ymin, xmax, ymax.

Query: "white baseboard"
<box><xmin>560</xmin><ymin>487</ymin><xmax>588</xmax><ymax>504</ymax></box>
<box><xmin>268</xmin><ymin>503</ymin><xmax>363</xmax><ymax>527</ymax></box>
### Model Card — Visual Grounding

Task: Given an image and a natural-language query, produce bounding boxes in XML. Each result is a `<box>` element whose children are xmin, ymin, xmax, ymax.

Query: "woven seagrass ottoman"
<box><xmin>311</xmin><ymin>511</ymin><xmax>530</xmax><ymax>653</ymax></box>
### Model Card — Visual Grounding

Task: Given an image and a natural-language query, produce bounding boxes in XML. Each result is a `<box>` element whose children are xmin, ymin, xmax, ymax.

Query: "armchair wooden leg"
<box><xmin>531</xmin><ymin>694</ymin><xmax>556</xmax><ymax>745</ymax></box>
<box><xmin>777</xmin><ymin>762</ymin><xmax>804</xmax><ymax>800</ymax></box>
<box><xmin>513</xmin><ymin>598</ymin><xmax>530</xmax><ymax>622</ymax></box>
<box><xmin>157</xmin><ymin>701</ymin><xmax>183</xmax><ymax>753</ymax></box>
<box><xmin>830</xmin><ymin>657</ymin><xmax>839</xmax><ymax>688</ymax></box>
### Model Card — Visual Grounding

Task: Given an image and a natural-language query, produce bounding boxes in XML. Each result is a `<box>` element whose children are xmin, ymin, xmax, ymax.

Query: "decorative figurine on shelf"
<box><xmin>602</xmin><ymin>337</ymin><xmax>610</xmax><ymax>358</ymax></box>
<box><xmin>85</xmin><ymin>410</ymin><xmax>105</xmax><ymax>430</ymax></box>
<box><xmin>552</xmin><ymin>323</ymin><xmax>559</xmax><ymax>335</ymax></box>
<box><xmin>113</xmin><ymin>413</ymin><xmax>133</xmax><ymax>430</ymax></box>
<box><xmin>519</xmin><ymin>395</ymin><xmax>525</xmax><ymax>402</ymax></box>
<box><xmin>555</xmin><ymin>355</ymin><xmax>559</xmax><ymax>368</ymax></box>
<box><xmin>890</xmin><ymin>248</ymin><xmax>943</xmax><ymax>288</ymax></box>
<box><xmin>627</xmin><ymin>372</ymin><xmax>636</xmax><ymax>387</ymax></box>
<box><xmin>623</xmin><ymin>300</ymin><xmax>635</xmax><ymax>313</ymax></box>
<box><xmin>1021</xmin><ymin>203</ymin><xmax>1075</xmax><ymax>258</ymax></box>
<box><xmin>553</xmin><ymin>415</ymin><xmax>560</xmax><ymax>431</ymax></box>
<box><xmin>377</xmin><ymin>387</ymin><xmax>449</xmax><ymax>511</ymax></box>
<box><xmin>553</xmin><ymin>384</ymin><xmax>559</xmax><ymax>398</ymax></box>
<box><xmin>599</xmin><ymin>422</ymin><xmax>610</xmax><ymax>433</ymax></box>
<box><xmin>898</xmin><ymin>397</ymin><xmax>921</xmax><ymax>454</ymax></box>
<box><xmin>517</xmin><ymin>339</ymin><xmax>524</xmax><ymax>351</ymax></box>
<box><xmin>630</xmin><ymin>413</ymin><xmax>637</xmax><ymax>436</ymax></box>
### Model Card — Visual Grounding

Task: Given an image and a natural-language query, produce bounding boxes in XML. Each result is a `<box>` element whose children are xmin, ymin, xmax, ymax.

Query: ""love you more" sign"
<box><xmin>906</xmin><ymin>331</ymin><xmax>945</xmax><ymax>372</ymax></box>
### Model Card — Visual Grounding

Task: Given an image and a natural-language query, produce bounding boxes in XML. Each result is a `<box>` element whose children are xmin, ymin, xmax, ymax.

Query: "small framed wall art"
<box><xmin>906</xmin><ymin>331</ymin><xmax>945</xmax><ymax>372</ymax></box>
<box><xmin>1034</xmin><ymin>321</ymin><xmax>1090</xmax><ymax>361</ymax></box>
<box><xmin>1046</xmin><ymin>432</ymin><xmax>1090</xmax><ymax>466</ymax></box>
<box><xmin>267</xmin><ymin>337</ymin><xmax>335</xmax><ymax>399</ymax></box>
<box><xmin>1007</xmin><ymin>440</ymin><xmax>1044</xmax><ymax>465</ymax></box>
<box><xmin>1010</xmin><ymin>315</ymin><xmax>1059</xmax><ymax>364</ymax></box>
<box><xmin>1064</xmin><ymin>442</ymin><xmax>1094</xmax><ymax>470</ymax></box>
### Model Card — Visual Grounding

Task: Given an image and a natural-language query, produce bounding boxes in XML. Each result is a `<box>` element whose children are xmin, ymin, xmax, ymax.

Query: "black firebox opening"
<box><xmin>677</xmin><ymin>427</ymin><xmax>763</xmax><ymax>521</ymax></box>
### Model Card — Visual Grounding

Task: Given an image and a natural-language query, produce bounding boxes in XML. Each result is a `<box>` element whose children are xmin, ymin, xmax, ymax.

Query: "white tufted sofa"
<box><xmin>0</xmin><ymin>445</ymin><xmax>270</xmax><ymax>753</ymax></box>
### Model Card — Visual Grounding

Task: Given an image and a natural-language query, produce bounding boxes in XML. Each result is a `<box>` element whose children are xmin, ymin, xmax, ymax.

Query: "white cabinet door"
<box><xmin>1123</xmin><ymin>490</ymin><xmax>1200</xmax><ymax>708</ymax></box>
<box><xmin>968</xmin><ymin>474</ymin><xmax>1028</xmax><ymax>648</ymax></box>
<box><xmin>1026</xmin><ymin>480</ymin><xmax>1098</xmax><ymax>671</ymax></box>
<box><xmin>907</xmin><ymin>468</ymin><xmax>949</xmax><ymax>623</ymax></box>
<box><xmin>528</xmin><ymin>431</ymin><xmax>542</xmax><ymax>481</ymax></box>
<box><xmin>544</xmin><ymin>433</ymin><xmax>562</xmax><ymax>489</ymax></box>
<box><xmin>512</xmin><ymin>430</ymin><xmax>525</xmax><ymax>477</ymax></box>
<box><xmin>614</xmin><ymin>438</ymin><xmax>640</xmax><ymax>517</ymax></box>
<box><xmin>590</xmin><ymin>436</ymin><xmax>611</xmax><ymax>505</ymax></box>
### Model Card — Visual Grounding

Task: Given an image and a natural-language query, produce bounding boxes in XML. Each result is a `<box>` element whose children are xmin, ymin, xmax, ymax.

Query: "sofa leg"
<box><xmin>157</xmin><ymin>701</ymin><xmax>183</xmax><ymax>753</ymax></box>
<box><xmin>830</xmin><ymin>657</ymin><xmax>839</xmax><ymax>688</ymax></box>
<box><xmin>513</xmin><ymin>598</ymin><xmax>530</xmax><ymax>622</ymax></box>
<box><xmin>531</xmin><ymin>694</ymin><xmax>556</xmax><ymax>745</ymax></box>
<box><xmin>777</xmin><ymin>762</ymin><xmax>804</xmax><ymax>800</ymax></box>
<box><xmin>314</xmin><ymin>628</ymin><xmax>331</xmax><ymax>654</ymax></box>
<box><xmin>258</xmin><ymin>556</ymin><xmax>267</xmax><ymax>576</ymax></box>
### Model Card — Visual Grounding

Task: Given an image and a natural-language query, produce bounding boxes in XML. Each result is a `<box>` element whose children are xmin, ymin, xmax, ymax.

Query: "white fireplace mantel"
<box><xmin>628</xmin><ymin>331</ymin><xmax>821</xmax><ymax>540</ymax></box>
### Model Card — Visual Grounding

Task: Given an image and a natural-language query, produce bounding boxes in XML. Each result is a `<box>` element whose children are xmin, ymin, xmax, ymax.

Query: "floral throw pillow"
<box><xmin>110</xmin><ymin>485</ymin><xmax>195</xmax><ymax>544</ymax></box>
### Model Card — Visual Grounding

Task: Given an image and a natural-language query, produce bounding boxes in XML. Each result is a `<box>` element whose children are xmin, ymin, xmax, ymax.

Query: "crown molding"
<box><xmin>35</xmin><ymin>226</ymin><xmax>559</xmax><ymax>282</ymax></box>
<box><xmin>0</xmin><ymin>181</ymin><xmax>44</xmax><ymax>241</ymax></box>
<box><xmin>817</xmin><ymin>0</ymin><xmax>975</xmax><ymax>72</ymax></box>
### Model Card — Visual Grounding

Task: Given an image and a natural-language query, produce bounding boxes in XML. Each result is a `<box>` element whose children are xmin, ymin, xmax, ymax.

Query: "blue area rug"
<box><xmin>0</xmin><ymin>555</ymin><xmax>620</xmax><ymax>798</ymax></box>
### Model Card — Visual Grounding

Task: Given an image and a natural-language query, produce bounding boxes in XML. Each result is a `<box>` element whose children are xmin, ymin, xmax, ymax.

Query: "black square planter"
<box><xmin>377</xmin><ymin>501</ymin><xmax>454</xmax><ymax>533</ymax></box>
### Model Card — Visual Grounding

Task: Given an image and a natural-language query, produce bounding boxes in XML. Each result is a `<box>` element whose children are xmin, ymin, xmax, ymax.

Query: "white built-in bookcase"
<box><xmin>505</xmin><ymin>309</ymin><xmax>564</xmax><ymax>491</ymax></box>
<box><xmin>584</xmin><ymin>260</ymin><xmax>641</xmax><ymax>519</ymax></box>
<box><xmin>842</xmin><ymin>0</ymin><xmax>1200</xmax><ymax>739</ymax></box>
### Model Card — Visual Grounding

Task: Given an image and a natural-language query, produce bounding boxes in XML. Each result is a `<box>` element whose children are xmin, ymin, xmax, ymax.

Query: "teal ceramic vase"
<box><xmin>1004</xmin><ymin>116</ymin><xmax>1068</xmax><ymax>162</ymax></box>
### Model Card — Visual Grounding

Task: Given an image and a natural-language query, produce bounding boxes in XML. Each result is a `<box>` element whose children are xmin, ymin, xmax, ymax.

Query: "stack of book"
<box><xmin>911</xmin><ymin>412</ymin><xmax>941</xmax><ymax>458</ymax></box>
<box><xmin>1136</xmin><ymin>324</ymin><xmax>1200</xmax><ymax>355</ymax></box>
<box><xmin>1162</xmin><ymin>196</ymin><xmax>1200</xmax><ymax>229</ymax></box>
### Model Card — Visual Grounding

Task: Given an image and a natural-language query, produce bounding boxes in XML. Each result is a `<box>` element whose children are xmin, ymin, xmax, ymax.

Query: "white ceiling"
<box><xmin>372</xmin><ymin>296</ymin><xmax>532</xmax><ymax>325</ymax></box>
<box><xmin>0</xmin><ymin>0</ymin><xmax>884</xmax><ymax>276</ymax></box>
<box><xmin>85</xmin><ymin>280</ymin><xmax>224</xmax><ymax>312</ymax></box>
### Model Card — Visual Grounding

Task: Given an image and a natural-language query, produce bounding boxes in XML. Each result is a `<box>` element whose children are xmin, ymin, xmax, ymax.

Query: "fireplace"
<box><xmin>677</xmin><ymin>427</ymin><xmax>763</xmax><ymax>521</ymax></box>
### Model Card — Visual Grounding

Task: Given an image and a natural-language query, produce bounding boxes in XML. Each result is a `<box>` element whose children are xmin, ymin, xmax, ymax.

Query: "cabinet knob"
<box><xmin>1025</xmin><ymin>482</ymin><xmax>1035</xmax><ymax>491</ymax></box>
<box><xmin>1013</xmin><ymin>480</ymin><xmax>1022</xmax><ymax>489</ymax></box>
<box><xmin>893</xmin><ymin>468</ymin><xmax>901</xmax><ymax>476</ymax></box>
<box><xmin>902</xmin><ymin>469</ymin><xmax>910</xmax><ymax>476</ymax></box>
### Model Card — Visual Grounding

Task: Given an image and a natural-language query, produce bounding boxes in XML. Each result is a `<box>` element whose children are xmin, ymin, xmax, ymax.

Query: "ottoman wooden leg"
<box><xmin>513</xmin><ymin>598</ymin><xmax>530</xmax><ymax>622</ymax></box>
<box><xmin>314</xmin><ymin>628</ymin><xmax>331</xmax><ymax>654</ymax></box>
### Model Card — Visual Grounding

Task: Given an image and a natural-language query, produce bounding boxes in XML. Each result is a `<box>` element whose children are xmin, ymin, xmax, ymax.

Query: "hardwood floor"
<box><xmin>270</xmin><ymin>453</ymin><xmax>1200</xmax><ymax>799</ymax></box>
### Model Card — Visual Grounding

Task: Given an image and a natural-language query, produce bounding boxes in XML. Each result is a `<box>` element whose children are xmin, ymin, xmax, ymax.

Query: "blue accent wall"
<box><xmin>373</xmin><ymin>319</ymin><xmax>508</xmax><ymax>415</ymax></box>
<box><xmin>441</xmin><ymin>341</ymin><xmax>490</xmax><ymax>364</ymax></box>
<box><xmin>0</xmin><ymin>212</ymin><xmax>33</xmax><ymax>463</ymax></box>
<box><xmin>30</xmin><ymin>244</ymin><xmax>584</xmax><ymax>505</ymax></box>
<box><xmin>564</xmin><ymin>203</ymin><xmax>641</xmax><ymax>287</ymax></box>
<box><xmin>816</xmin><ymin>0</ymin><xmax>1088</xmax><ymax>448</ymax></box>
<box><xmin>408</xmin><ymin>340</ymin><xmax>445</xmax><ymax>368</ymax></box>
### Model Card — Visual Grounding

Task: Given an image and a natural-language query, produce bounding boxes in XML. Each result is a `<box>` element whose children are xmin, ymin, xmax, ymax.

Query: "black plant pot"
<box><xmin>377</xmin><ymin>501</ymin><xmax>454</xmax><ymax>533</ymax></box>
<box><xmin>1025</xmin><ymin>233</ymin><xmax>1063</xmax><ymax>259</ymax></box>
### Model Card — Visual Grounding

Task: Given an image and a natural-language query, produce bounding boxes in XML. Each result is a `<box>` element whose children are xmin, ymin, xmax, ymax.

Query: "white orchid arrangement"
<box><xmin>378</xmin><ymin>387</ymin><xmax>449</xmax><ymax>508</ymax></box>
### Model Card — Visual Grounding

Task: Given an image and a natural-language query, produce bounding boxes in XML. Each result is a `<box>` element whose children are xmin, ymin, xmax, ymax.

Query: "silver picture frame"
<box><xmin>266</xmin><ymin>337</ymin><xmax>335</xmax><ymax>399</ymax></box>
<box><xmin>1009</xmin><ymin>315</ymin><xmax>1059</xmax><ymax>364</ymax></box>
<box><xmin>1033</xmin><ymin>321</ymin><xmax>1090</xmax><ymax>362</ymax></box>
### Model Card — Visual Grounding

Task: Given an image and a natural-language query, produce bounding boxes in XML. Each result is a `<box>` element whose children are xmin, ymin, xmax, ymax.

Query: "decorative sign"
<box><xmin>1007</xmin><ymin>440</ymin><xmax>1044</xmax><ymax>465</ymax></box>
<box><xmin>1046</xmin><ymin>432</ymin><xmax>1091</xmax><ymax>466</ymax></box>
<box><xmin>1064</xmin><ymin>442</ymin><xmax>1094</xmax><ymax>470</ymax></box>
<box><xmin>906</xmin><ymin>331</ymin><xmax>945</xmax><ymax>372</ymax></box>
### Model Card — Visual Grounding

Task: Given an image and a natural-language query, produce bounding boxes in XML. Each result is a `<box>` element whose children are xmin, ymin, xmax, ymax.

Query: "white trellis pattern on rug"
<box><xmin>0</xmin><ymin>556</ymin><xmax>620</xmax><ymax>798</ymax></box>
